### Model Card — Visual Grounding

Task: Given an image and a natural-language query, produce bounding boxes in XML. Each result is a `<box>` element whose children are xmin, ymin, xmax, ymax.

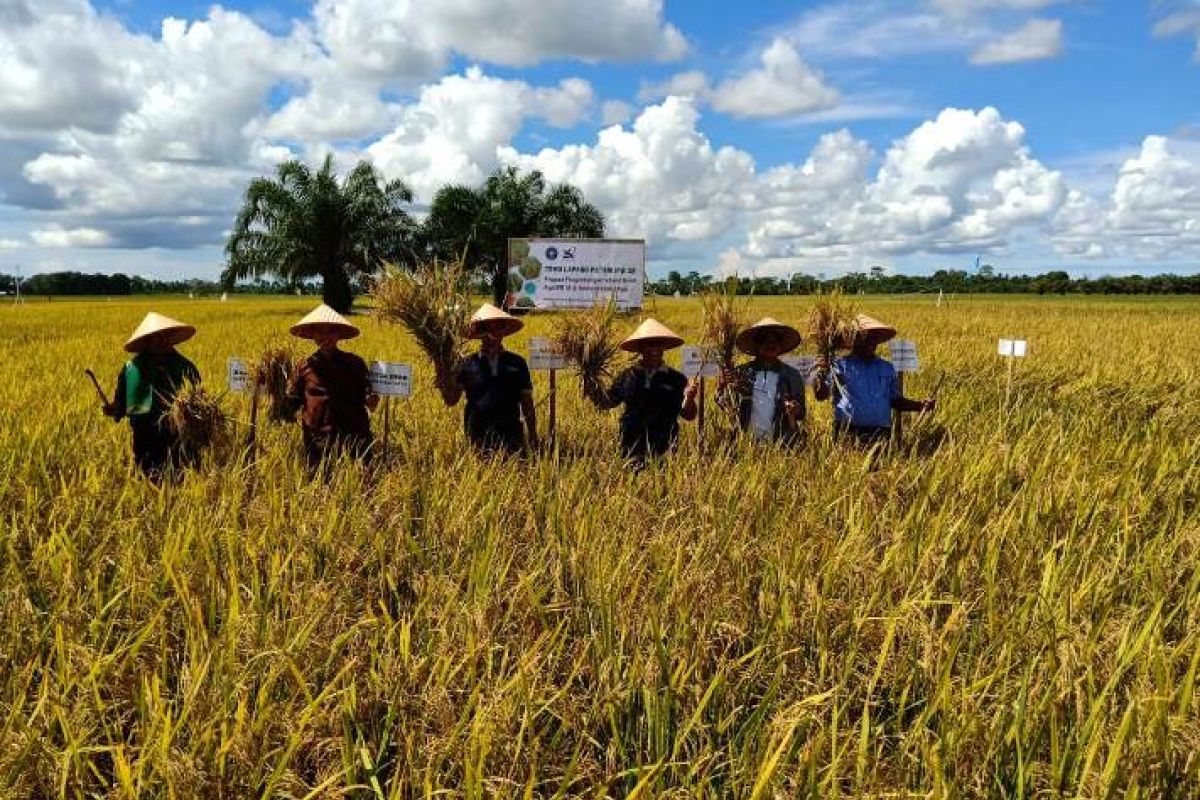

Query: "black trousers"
<box><xmin>834</xmin><ymin>422</ymin><xmax>892</xmax><ymax>446</ymax></box>
<box><xmin>302</xmin><ymin>431</ymin><xmax>374</xmax><ymax>469</ymax></box>
<box><xmin>130</xmin><ymin>416</ymin><xmax>191</xmax><ymax>481</ymax></box>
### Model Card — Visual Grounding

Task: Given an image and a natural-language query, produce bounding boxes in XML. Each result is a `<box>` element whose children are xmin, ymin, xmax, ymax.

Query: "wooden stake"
<box><xmin>697</xmin><ymin>376</ymin><xmax>706</xmax><ymax>446</ymax></box>
<box><xmin>892</xmin><ymin>372</ymin><xmax>905</xmax><ymax>445</ymax></box>
<box><xmin>247</xmin><ymin>379</ymin><xmax>260</xmax><ymax>455</ymax></box>
<box><xmin>548</xmin><ymin>368</ymin><xmax>557</xmax><ymax>447</ymax></box>
<box><xmin>382</xmin><ymin>397</ymin><xmax>391</xmax><ymax>460</ymax></box>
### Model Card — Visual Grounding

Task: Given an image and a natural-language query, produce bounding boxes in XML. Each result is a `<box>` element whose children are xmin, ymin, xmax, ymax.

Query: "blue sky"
<box><xmin>1</xmin><ymin>0</ymin><xmax>1198</xmax><ymax>280</ymax></box>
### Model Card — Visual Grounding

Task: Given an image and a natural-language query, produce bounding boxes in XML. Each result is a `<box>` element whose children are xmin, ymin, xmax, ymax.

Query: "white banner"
<box><xmin>888</xmin><ymin>340</ymin><xmax>920</xmax><ymax>373</ymax></box>
<box><xmin>508</xmin><ymin>238</ymin><xmax>644</xmax><ymax>310</ymax></box>
<box><xmin>528</xmin><ymin>337</ymin><xmax>567</xmax><ymax>370</ymax></box>
<box><xmin>227</xmin><ymin>357</ymin><xmax>251</xmax><ymax>393</ymax></box>
<box><xmin>680</xmin><ymin>345</ymin><xmax>720</xmax><ymax>378</ymax></box>
<box><xmin>998</xmin><ymin>339</ymin><xmax>1028</xmax><ymax>358</ymax></box>
<box><xmin>369</xmin><ymin>361</ymin><xmax>412</xmax><ymax>397</ymax></box>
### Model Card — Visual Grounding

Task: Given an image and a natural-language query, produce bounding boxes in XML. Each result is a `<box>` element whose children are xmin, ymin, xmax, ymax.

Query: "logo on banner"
<box><xmin>545</xmin><ymin>246</ymin><xmax>558</xmax><ymax>260</ymax></box>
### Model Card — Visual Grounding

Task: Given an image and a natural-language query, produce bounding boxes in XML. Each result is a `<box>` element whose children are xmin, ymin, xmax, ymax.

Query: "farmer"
<box><xmin>812</xmin><ymin>314</ymin><xmax>935</xmax><ymax>445</ymax></box>
<box><xmin>717</xmin><ymin>318</ymin><xmax>807</xmax><ymax>445</ymax></box>
<box><xmin>284</xmin><ymin>304</ymin><xmax>379</xmax><ymax>467</ymax></box>
<box><xmin>589</xmin><ymin>319</ymin><xmax>699</xmax><ymax>465</ymax></box>
<box><xmin>103</xmin><ymin>312</ymin><xmax>201</xmax><ymax>481</ymax></box>
<box><xmin>436</xmin><ymin>303</ymin><xmax>538</xmax><ymax>455</ymax></box>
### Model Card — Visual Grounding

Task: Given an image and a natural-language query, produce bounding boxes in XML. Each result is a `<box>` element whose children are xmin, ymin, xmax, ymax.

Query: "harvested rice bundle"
<box><xmin>552</xmin><ymin>299</ymin><xmax>625</xmax><ymax>405</ymax></box>
<box><xmin>166</xmin><ymin>385</ymin><xmax>231</xmax><ymax>453</ymax></box>
<box><xmin>806</xmin><ymin>288</ymin><xmax>859</xmax><ymax>360</ymax></box>
<box><xmin>251</xmin><ymin>344</ymin><xmax>299</xmax><ymax>422</ymax></box>
<box><xmin>373</xmin><ymin>259</ymin><xmax>471</xmax><ymax>382</ymax></box>
<box><xmin>701</xmin><ymin>277</ymin><xmax>747</xmax><ymax>373</ymax></box>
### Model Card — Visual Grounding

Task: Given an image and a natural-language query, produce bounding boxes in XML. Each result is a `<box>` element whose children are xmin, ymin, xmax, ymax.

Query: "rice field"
<box><xmin>2</xmin><ymin>293</ymin><xmax>1199</xmax><ymax>798</ymax></box>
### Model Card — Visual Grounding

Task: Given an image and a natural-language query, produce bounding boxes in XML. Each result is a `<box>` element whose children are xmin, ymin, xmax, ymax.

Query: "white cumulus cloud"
<box><xmin>30</xmin><ymin>225</ymin><xmax>112</xmax><ymax>247</ymax></box>
<box><xmin>971</xmin><ymin>18</ymin><xmax>1063</xmax><ymax>64</ymax></box>
<box><xmin>366</xmin><ymin>68</ymin><xmax>596</xmax><ymax>200</ymax></box>
<box><xmin>313</xmin><ymin>0</ymin><xmax>687</xmax><ymax>82</ymax></box>
<box><xmin>710</xmin><ymin>39</ymin><xmax>840</xmax><ymax>118</ymax></box>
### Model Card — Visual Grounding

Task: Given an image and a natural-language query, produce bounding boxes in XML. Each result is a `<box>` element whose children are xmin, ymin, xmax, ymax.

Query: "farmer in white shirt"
<box><xmin>717</xmin><ymin>318</ymin><xmax>807</xmax><ymax>445</ymax></box>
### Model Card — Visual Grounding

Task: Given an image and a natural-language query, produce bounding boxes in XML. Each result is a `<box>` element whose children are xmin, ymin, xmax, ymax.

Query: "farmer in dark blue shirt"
<box><xmin>590</xmin><ymin>318</ymin><xmax>698</xmax><ymax>465</ymax></box>
<box><xmin>813</xmin><ymin>314</ymin><xmax>934</xmax><ymax>444</ymax></box>
<box><xmin>437</xmin><ymin>303</ymin><xmax>538</xmax><ymax>455</ymax></box>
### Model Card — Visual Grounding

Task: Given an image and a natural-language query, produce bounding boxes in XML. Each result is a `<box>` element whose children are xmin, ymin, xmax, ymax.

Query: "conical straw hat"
<box><xmin>468</xmin><ymin>303</ymin><xmax>524</xmax><ymax>338</ymax></box>
<box><xmin>124</xmin><ymin>312</ymin><xmax>196</xmax><ymax>353</ymax></box>
<box><xmin>853</xmin><ymin>314</ymin><xmax>896</xmax><ymax>345</ymax></box>
<box><xmin>620</xmin><ymin>318</ymin><xmax>684</xmax><ymax>353</ymax></box>
<box><xmin>289</xmin><ymin>304</ymin><xmax>360</xmax><ymax>340</ymax></box>
<box><xmin>735</xmin><ymin>317</ymin><xmax>802</xmax><ymax>356</ymax></box>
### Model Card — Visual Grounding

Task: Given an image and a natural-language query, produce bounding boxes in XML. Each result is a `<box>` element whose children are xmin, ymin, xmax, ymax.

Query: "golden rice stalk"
<box><xmin>251</xmin><ymin>344</ymin><xmax>299</xmax><ymax>422</ymax></box>
<box><xmin>700</xmin><ymin>276</ymin><xmax>746</xmax><ymax>373</ymax></box>
<box><xmin>373</xmin><ymin>259</ymin><xmax>471</xmax><ymax>381</ymax></box>
<box><xmin>806</xmin><ymin>288</ymin><xmax>859</xmax><ymax>359</ymax></box>
<box><xmin>551</xmin><ymin>299</ymin><xmax>624</xmax><ymax>405</ymax></box>
<box><xmin>166</xmin><ymin>385</ymin><xmax>231</xmax><ymax>453</ymax></box>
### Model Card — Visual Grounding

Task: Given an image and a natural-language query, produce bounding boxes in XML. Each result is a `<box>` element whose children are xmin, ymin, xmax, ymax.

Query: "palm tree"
<box><xmin>423</xmin><ymin>166</ymin><xmax>605</xmax><ymax>306</ymax></box>
<box><xmin>223</xmin><ymin>155</ymin><xmax>416</xmax><ymax>312</ymax></box>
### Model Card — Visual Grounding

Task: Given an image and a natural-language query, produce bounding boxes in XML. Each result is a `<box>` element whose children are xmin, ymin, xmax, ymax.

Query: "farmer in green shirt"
<box><xmin>103</xmin><ymin>312</ymin><xmax>201</xmax><ymax>481</ymax></box>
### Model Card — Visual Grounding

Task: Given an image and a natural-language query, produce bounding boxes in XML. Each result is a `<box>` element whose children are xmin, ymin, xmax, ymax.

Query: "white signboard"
<box><xmin>888</xmin><ymin>339</ymin><xmax>920</xmax><ymax>373</ymax></box>
<box><xmin>782</xmin><ymin>355</ymin><xmax>818</xmax><ymax>383</ymax></box>
<box><xmin>998</xmin><ymin>339</ymin><xmax>1028</xmax><ymax>358</ymax></box>
<box><xmin>369</xmin><ymin>361</ymin><xmax>412</xmax><ymax>397</ymax></box>
<box><xmin>508</xmin><ymin>238</ymin><xmax>644</xmax><ymax>310</ymax></box>
<box><xmin>227</xmin><ymin>357</ymin><xmax>251</xmax><ymax>392</ymax></box>
<box><xmin>528</xmin><ymin>337</ymin><xmax>568</xmax><ymax>371</ymax></box>
<box><xmin>680</xmin><ymin>345</ymin><xmax>720</xmax><ymax>378</ymax></box>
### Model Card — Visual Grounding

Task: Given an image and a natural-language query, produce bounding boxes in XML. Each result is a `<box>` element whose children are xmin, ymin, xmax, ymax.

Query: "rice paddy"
<box><xmin>2</xmin><ymin>293</ymin><xmax>1198</xmax><ymax>797</ymax></box>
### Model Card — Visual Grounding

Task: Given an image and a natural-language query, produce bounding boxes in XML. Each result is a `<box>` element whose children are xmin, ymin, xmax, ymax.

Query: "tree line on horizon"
<box><xmin>6</xmin><ymin>267</ymin><xmax>1200</xmax><ymax>299</ymax></box>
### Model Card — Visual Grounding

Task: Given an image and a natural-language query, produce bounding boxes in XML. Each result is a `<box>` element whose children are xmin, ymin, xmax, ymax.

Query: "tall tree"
<box><xmin>423</xmin><ymin>166</ymin><xmax>605</xmax><ymax>306</ymax></box>
<box><xmin>223</xmin><ymin>155</ymin><xmax>415</xmax><ymax>312</ymax></box>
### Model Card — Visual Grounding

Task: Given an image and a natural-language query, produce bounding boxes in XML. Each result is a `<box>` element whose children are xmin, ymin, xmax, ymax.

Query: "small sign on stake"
<box><xmin>369</xmin><ymin>361</ymin><xmax>412</xmax><ymax>397</ymax></box>
<box><xmin>227</xmin><ymin>357</ymin><xmax>251</xmax><ymax>393</ymax></box>
<box><xmin>998</xmin><ymin>339</ymin><xmax>1028</xmax><ymax>357</ymax></box>
<box><xmin>680</xmin><ymin>345</ymin><xmax>720</xmax><ymax>378</ymax></box>
<box><xmin>528</xmin><ymin>337</ymin><xmax>568</xmax><ymax>371</ymax></box>
<box><xmin>888</xmin><ymin>339</ymin><xmax>920</xmax><ymax>373</ymax></box>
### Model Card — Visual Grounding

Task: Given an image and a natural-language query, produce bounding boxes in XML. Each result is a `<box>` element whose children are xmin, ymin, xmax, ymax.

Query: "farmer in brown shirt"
<box><xmin>285</xmin><ymin>305</ymin><xmax>379</xmax><ymax>467</ymax></box>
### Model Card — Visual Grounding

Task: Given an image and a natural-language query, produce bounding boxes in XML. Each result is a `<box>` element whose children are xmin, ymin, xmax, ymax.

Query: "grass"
<box><xmin>1</xmin><ymin>293</ymin><xmax>1199</xmax><ymax>797</ymax></box>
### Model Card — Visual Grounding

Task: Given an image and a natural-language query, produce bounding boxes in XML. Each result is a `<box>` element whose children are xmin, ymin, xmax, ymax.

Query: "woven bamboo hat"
<box><xmin>290</xmin><ymin>304</ymin><xmax>360</xmax><ymax>340</ymax></box>
<box><xmin>735</xmin><ymin>318</ymin><xmax>802</xmax><ymax>356</ymax></box>
<box><xmin>124</xmin><ymin>312</ymin><xmax>196</xmax><ymax>353</ymax></box>
<box><xmin>620</xmin><ymin>318</ymin><xmax>684</xmax><ymax>353</ymax></box>
<box><xmin>853</xmin><ymin>314</ymin><xmax>897</xmax><ymax>345</ymax></box>
<box><xmin>468</xmin><ymin>303</ymin><xmax>524</xmax><ymax>338</ymax></box>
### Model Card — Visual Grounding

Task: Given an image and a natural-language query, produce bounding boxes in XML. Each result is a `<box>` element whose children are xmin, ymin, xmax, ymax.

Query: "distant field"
<box><xmin>3</xmin><ymin>294</ymin><xmax>1199</xmax><ymax>796</ymax></box>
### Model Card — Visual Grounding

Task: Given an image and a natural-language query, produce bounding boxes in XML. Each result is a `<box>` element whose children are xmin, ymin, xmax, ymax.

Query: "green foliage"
<box><xmin>222</xmin><ymin>155</ymin><xmax>417</xmax><ymax>312</ymax></box>
<box><xmin>422</xmin><ymin>166</ymin><xmax>605</xmax><ymax>306</ymax></box>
